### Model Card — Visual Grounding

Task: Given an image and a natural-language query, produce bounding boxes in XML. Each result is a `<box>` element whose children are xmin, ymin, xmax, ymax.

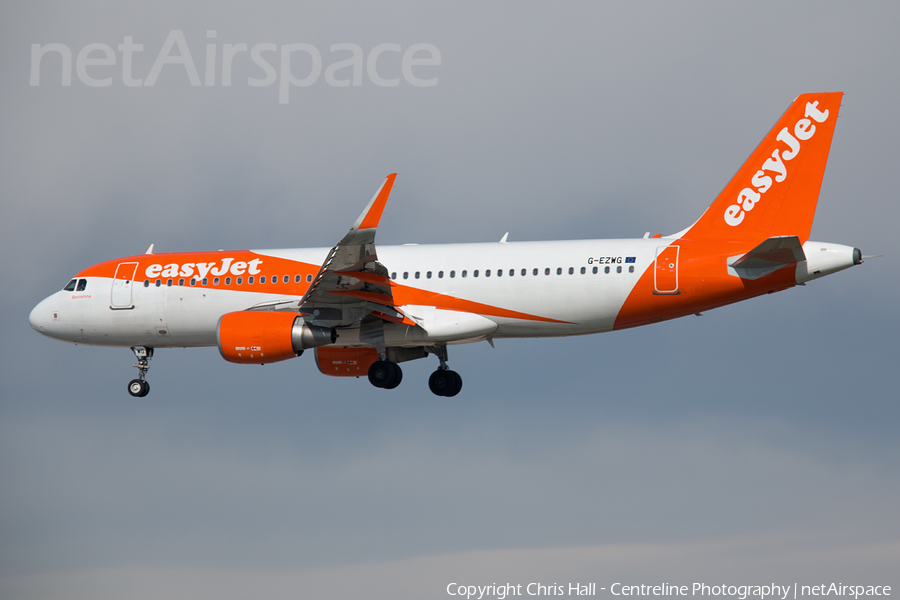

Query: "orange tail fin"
<box><xmin>684</xmin><ymin>92</ymin><xmax>842</xmax><ymax>244</ymax></box>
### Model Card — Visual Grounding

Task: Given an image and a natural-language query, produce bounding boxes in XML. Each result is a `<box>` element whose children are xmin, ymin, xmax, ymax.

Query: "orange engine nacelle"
<box><xmin>315</xmin><ymin>346</ymin><xmax>380</xmax><ymax>377</ymax></box>
<box><xmin>217</xmin><ymin>311</ymin><xmax>336</xmax><ymax>364</ymax></box>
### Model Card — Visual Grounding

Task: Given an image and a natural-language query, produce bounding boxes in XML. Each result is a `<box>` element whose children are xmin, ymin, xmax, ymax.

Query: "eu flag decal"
<box><xmin>625</xmin><ymin>257</ymin><xmax>636</xmax><ymax>263</ymax></box>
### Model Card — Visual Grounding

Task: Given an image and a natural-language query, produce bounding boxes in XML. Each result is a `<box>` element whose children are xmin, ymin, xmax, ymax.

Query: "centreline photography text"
<box><xmin>445</xmin><ymin>583</ymin><xmax>892</xmax><ymax>599</ymax></box>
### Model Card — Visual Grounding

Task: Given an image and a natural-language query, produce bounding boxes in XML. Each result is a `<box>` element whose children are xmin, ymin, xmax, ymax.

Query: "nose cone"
<box><xmin>29</xmin><ymin>297</ymin><xmax>51</xmax><ymax>334</ymax></box>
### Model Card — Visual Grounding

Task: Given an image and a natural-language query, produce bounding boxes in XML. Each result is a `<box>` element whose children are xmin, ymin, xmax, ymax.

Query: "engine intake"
<box><xmin>217</xmin><ymin>311</ymin><xmax>336</xmax><ymax>364</ymax></box>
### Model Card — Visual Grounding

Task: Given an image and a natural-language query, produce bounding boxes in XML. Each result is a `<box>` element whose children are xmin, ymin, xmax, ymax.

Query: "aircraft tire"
<box><xmin>128</xmin><ymin>379</ymin><xmax>144</xmax><ymax>397</ymax></box>
<box><xmin>140</xmin><ymin>380</ymin><xmax>150</xmax><ymax>397</ymax></box>
<box><xmin>384</xmin><ymin>363</ymin><xmax>403</xmax><ymax>389</ymax></box>
<box><xmin>428</xmin><ymin>370</ymin><xmax>452</xmax><ymax>396</ymax></box>
<box><xmin>368</xmin><ymin>360</ymin><xmax>397</xmax><ymax>389</ymax></box>
<box><xmin>446</xmin><ymin>370</ymin><xmax>462</xmax><ymax>397</ymax></box>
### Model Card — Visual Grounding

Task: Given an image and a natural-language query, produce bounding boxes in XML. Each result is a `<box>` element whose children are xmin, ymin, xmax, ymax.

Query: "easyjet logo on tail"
<box><xmin>724</xmin><ymin>101</ymin><xmax>831</xmax><ymax>227</ymax></box>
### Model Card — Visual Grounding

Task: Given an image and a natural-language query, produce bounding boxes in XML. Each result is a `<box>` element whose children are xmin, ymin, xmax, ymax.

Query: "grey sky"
<box><xmin>1</xmin><ymin>2</ymin><xmax>898</xmax><ymax>599</ymax></box>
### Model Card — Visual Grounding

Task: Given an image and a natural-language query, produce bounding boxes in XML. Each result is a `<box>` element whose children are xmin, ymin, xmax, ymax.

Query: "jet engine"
<box><xmin>217</xmin><ymin>311</ymin><xmax>336</xmax><ymax>364</ymax></box>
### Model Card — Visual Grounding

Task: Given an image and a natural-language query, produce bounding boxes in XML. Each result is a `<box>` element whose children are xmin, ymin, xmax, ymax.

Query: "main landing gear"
<box><xmin>365</xmin><ymin>345</ymin><xmax>463</xmax><ymax>397</ymax></box>
<box><xmin>368</xmin><ymin>359</ymin><xmax>403</xmax><ymax>390</ymax></box>
<box><xmin>427</xmin><ymin>345</ymin><xmax>462</xmax><ymax>397</ymax></box>
<box><xmin>429</xmin><ymin>369</ymin><xmax>462</xmax><ymax>397</ymax></box>
<box><xmin>127</xmin><ymin>346</ymin><xmax>153</xmax><ymax>397</ymax></box>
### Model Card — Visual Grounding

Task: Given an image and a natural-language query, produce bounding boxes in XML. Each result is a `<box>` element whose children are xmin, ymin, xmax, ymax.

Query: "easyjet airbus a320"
<box><xmin>30</xmin><ymin>93</ymin><xmax>862</xmax><ymax>397</ymax></box>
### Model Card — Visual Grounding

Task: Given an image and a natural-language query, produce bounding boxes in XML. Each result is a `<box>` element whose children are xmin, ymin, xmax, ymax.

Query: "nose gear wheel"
<box><xmin>127</xmin><ymin>346</ymin><xmax>153</xmax><ymax>397</ymax></box>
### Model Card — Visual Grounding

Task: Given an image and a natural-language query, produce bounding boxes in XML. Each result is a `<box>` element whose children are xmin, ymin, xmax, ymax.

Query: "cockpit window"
<box><xmin>76</xmin><ymin>279</ymin><xmax>87</xmax><ymax>291</ymax></box>
<box><xmin>63</xmin><ymin>279</ymin><xmax>77</xmax><ymax>291</ymax></box>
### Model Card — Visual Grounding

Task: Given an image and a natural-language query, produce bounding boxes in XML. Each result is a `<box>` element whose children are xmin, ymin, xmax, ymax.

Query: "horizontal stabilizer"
<box><xmin>732</xmin><ymin>235</ymin><xmax>806</xmax><ymax>269</ymax></box>
<box><xmin>728</xmin><ymin>235</ymin><xmax>806</xmax><ymax>280</ymax></box>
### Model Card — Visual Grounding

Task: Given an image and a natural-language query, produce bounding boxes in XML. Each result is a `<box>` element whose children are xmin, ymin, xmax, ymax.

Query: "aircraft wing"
<box><xmin>296</xmin><ymin>173</ymin><xmax>415</xmax><ymax>330</ymax></box>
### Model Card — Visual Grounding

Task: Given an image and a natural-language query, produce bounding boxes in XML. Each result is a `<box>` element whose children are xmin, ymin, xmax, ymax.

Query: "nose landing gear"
<box><xmin>127</xmin><ymin>346</ymin><xmax>153</xmax><ymax>397</ymax></box>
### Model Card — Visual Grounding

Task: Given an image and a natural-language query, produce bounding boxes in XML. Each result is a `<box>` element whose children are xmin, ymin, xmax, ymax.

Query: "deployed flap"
<box><xmin>728</xmin><ymin>235</ymin><xmax>806</xmax><ymax>279</ymax></box>
<box><xmin>298</xmin><ymin>174</ymin><xmax>402</xmax><ymax>329</ymax></box>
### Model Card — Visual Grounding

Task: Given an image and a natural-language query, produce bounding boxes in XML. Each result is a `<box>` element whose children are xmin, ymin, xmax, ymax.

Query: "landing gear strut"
<box><xmin>128</xmin><ymin>346</ymin><xmax>153</xmax><ymax>397</ymax></box>
<box><xmin>427</xmin><ymin>345</ymin><xmax>462</xmax><ymax>397</ymax></box>
<box><xmin>368</xmin><ymin>359</ymin><xmax>403</xmax><ymax>389</ymax></box>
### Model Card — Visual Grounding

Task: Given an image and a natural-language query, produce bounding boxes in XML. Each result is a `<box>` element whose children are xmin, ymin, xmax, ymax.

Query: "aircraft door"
<box><xmin>111</xmin><ymin>262</ymin><xmax>138</xmax><ymax>309</ymax></box>
<box><xmin>654</xmin><ymin>245</ymin><xmax>680</xmax><ymax>294</ymax></box>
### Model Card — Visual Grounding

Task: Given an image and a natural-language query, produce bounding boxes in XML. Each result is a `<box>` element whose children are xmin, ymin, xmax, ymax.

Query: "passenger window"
<box><xmin>403</xmin><ymin>272</ymin><xmax>409</xmax><ymax>279</ymax></box>
<box><xmin>272</xmin><ymin>275</ymin><xmax>278</xmax><ymax>284</ymax></box>
<box><xmin>415</xmin><ymin>272</ymin><xmax>420</xmax><ymax>279</ymax></box>
<box><xmin>568</xmin><ymin>267</ymin><xmax>574</xmax><ymax>275</ymax></box>
<box><xmin>462</xmin><ymin>270</ymin><xmax>467</xmax><ymax>278</ymax></box>
<box><xmin>144</xmin><ymin>280</ymin><xmax>150</xmax><ymax>287</ymax></box>
<box><xmin>248</xmin><ymin>276</ymin><xmax>253</xmax><ymax>284</ymax></box>
<box><xmin>225</xmin><ymin>277</ymin><xmax>231</xmax><ymax>285</ymax></box>
<box><xmin>545</xmin><ymin>268</ymin><xmax>550</xmax><ymax>275</ymax></box>
<box><xmin>202</xmin><ymin>278</ymin><xmax>208</xmax><ymax>285</ymax></box>
<box><xmin>295</xmin><ymin>275</ymin><xmax>301</xmax><ymax>283</ymax></box>
<box><xmin>427</xmin><ymin>271</ymin><xmax>432</xmax><ymax>279</ymax></box>
<box><xmin>533</xmin><ymin>268</ymin><xmax>538</xmax><ymax>276</ymax></box>
<box><xmin>76</xmin><ymin>279</ymin><xmax>87</xmax><ymax>291</ymax></box>
<box><xmin>450</xmin><ymin>270</ymin><xmax>456</xmax><ymax>278</ymax></box>
<box><xmin>580</xmin><ymin>267</ymin><xmax>586</xmax><ymax>274</ymax></box>
<box><xmin>629</xmin><ymin>266</ymin><xmax>634</xmax><ymax>273</ymax></box>
<box><xmin>474</xmin><ymin>270</ymin><xmax>479</xmax><ymax>277</ymax></box>
<box><xmin>605</xmin><ymin>266</ymin><xmax>610</xmax><ymax>274</ymax></box>
<box><xmin>438</xmin><ymin>271</ymin><xmax>444</xmax><ymax>278</ymax></box>
<box><xmin>179</xmin><ymin>278</ymin><xmax>185</xmax><ymax>286</ymax></box>
<box><xmin>283</xmin><ymin>275</ymin><xmax>289</xmax><ymax>283</ymax></box>
<box><xmin>214</xmin><ymin>277</ymin><xmax>220</xmax><ymax>285</ymax></box>
<box><xmin>64</xmin><ymin>279</ymin><xmax>77</xmax><ymax>291</ymax></box>
<box><xmin>485</xmin><ymin>270</ymin><xmax>491</xmax><ymax>277</ymax></box>
<box><xmin>167</xmin><ymin>279</ymin><xmax>173</xmax><ymax>286</ymax></box>
<box><xmin>307</xmin><ymin>274</ymin><xmax>313</xmax><ymax>282</ymax></box>
<box><xmin>237</xmin><ymin>277</ymin><xmax>243</xmax><ymax>284</ymax></box>
<box><xmin>617</xmin><ymin>266</ymin><xmax>622</xmax><ymax>273</ymax></box>
<box><xmin>392</xmin><ymin>272</ymin><xmax>397</xmax><ymax>280</ymax></box>
<box><xmin>593</xmin><ymin>266</ymin><xmax>598</xmax><ymax>274</ymax></box>
<box><xmin>557</xmin><ymin>268</ymin><xmax>562</xmax><ymax>275</ymax></box>
<box><xmin>155</xmin><ymin>279</ymin><xmax>161</xmax><ymax>287</ymax></box>
<box><xmin>260</xmin><ymin>276</ymin><xmax>266</xmax><ymax>283</ymax></box>
<box><xmin>190</xmin><ymin>278</ymin><xmax>197</xmax><ymax>286</ymax></box>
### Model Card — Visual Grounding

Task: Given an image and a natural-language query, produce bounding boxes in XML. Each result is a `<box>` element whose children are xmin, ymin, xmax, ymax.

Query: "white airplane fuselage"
<box><xmin>28</xmin><ymin>240</ymin><xmax>650</xmax><ymax>348</ymax></box>
<box><xmin>29</xmin><ymin>237</ymin><xmax>859</xmax><ymax>348</ymax></box>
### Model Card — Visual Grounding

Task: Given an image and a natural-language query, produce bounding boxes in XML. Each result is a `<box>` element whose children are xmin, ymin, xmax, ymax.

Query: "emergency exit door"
<box><xmin>654</xmin><ymin>245</ymin><xmax>680</xmax><ymax>294</ymax></box>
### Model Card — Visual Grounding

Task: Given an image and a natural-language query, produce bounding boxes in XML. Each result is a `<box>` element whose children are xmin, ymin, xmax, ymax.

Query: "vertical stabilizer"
<box><xmin>684</xmin><ymin>92</ymin><xmax>842</xmax><ymax>243</ymax></box>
